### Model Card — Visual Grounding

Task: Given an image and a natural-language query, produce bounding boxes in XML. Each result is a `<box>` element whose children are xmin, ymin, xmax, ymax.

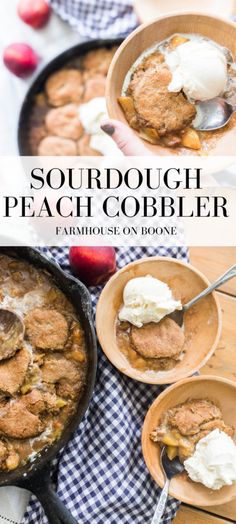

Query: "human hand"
<box><xmin>101</xmin><ymin>118</ymin><xmax>154</xmax><ymax>156</ymax></box>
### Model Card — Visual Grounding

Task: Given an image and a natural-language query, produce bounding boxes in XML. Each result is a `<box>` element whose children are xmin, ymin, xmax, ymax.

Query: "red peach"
<box><xmin>3</xmin><ymin>43</ymin><xmax>38</xmax><ymax>78</ymax></box>
<box><xmin>69</xmin><ymin>246</ymin><xmax>116</xmax><ymax>286</ymax></box>
<box><xmin>18</xmin><ymin>0</ymin><xmax>51</xmax><ymax>29</ymax></box>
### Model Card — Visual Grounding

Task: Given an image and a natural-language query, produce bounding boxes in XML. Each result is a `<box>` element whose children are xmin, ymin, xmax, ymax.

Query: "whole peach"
<box><xmin>18</xmin><ymin>0</ymin><xmax>51</xmax><ymax>29</ymax></box>
<box><xmin>3</xmin><ymin>43</ymin><xmax>38</xmax><ymax>78</ymax></box>
<box><xmin>69</xmin><ymin>246</ymin><xmax>116</xmax><ymax>286</ymax></box>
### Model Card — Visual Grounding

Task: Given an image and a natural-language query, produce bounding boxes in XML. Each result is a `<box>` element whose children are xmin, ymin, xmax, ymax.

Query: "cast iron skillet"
<box><xmin>18</xmin><ymin>38</ymin><xmax>122</xmax><ymax>155</ymax></box>
<box><xmin>0</xmin><ymin>246</ymin><xmax>97</xmax><ymax>524</ymax></box>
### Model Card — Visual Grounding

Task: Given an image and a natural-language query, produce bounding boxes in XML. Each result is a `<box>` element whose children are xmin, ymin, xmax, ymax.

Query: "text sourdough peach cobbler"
<box><xmin>0</xmin><ymin>255</ymin><xmax>87</xmax><ymax>471</ymax></box>
<box><xmin>118</xmin><ymin>34</ymin><xmax>236</xmax><ymax>153</ymax></box>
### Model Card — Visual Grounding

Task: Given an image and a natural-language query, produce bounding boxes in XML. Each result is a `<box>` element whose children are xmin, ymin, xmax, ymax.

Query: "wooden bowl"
<box><xmin>142</xmin><ymin>375</ymin><xmax>236</xmax><ymax>505</ymax></box>
<box><xmin>106</xmin><ymin>12</ymin><xmax>236</xmax><ymax>155</ymax></box>
<box><xmin>96</xmin><ymin>256</ymin><xmax>221</xmax><ymax>384</ymax></box>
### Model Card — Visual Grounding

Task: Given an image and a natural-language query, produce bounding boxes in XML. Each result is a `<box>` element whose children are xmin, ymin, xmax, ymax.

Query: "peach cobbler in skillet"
<box><xmin>0</xmin><ymin>255</ymin><xmax>87</xmax><ymax>471</ymax></box>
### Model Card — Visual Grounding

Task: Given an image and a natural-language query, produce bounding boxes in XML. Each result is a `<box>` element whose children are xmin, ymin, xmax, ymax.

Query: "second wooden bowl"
<box><xmin>96</xmin><ymin>256</ymin><xmax>221</xmax><ymax>384</ymax></box>
<box><xmin>142</xmin><ymin>375</ymin><xmax>236</xmax><ymax>506</ymax></box>
<box><xmin>106</xmin><ymin>12</ymin><xmax>236</xmax><ymax>155</ymax></box>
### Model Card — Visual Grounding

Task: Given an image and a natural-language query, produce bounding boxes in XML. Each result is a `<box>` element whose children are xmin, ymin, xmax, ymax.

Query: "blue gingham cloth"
<box><xmin>22</xmin><ymin>245</ymin><xmax>188</xmax><ymax>524</ymax></box>
<box><xmin>49</xmin><ymin>0</ymin><xmax>138</xmax><ymax>38</ymax></box>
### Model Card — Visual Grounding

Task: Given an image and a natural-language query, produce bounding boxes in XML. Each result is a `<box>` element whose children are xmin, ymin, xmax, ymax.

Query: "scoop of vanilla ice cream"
<box><xmin>78</xmin><ymin>97</ymin><xmax>122</xmax><ymax>155</ymax></box>
<box><xmin>118</xmin><ymin>275</ymin><xmax>182</xmax><ymax>328</ymax></box>
<box><xmin>166</xmin><ymin>40</ymin><xmax>227</xmax><ymax>101</ymax></box>
<box><xmin>79</xmin><ymin>97</ymin><xmax>106</xmax><ymax>134</ymax></box>
<box><xmin>184</xmin><ymin>429</ymin><xmax>236</xmax><ymax>490</ymax></box>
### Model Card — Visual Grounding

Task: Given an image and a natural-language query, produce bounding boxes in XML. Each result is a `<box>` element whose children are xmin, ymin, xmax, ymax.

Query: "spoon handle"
<box><xmin>151</xmin><ymin>479</ymin><xmax>170</xmax><ymax>524</ymax></box>
<box><xmin>183</xmin><ymin>264</ymin><xmax>236</xmax><ymax>312</ymax></box>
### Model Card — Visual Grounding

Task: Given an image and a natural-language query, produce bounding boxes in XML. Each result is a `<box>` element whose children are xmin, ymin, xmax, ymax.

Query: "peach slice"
<box><xmin>167</xmin><ymin>445</ymin><xmax>178</xmax><ymax>460</ymax></box>
<box><xmin>181</xmin><ymin>128</ymin><xmax>201</xmax><ymax>150</ymax></box>
<box><xmin>118</xmin><ymin>96</ymin><xmax>139</xmax><ymax>129</ymax></box>
<box><xmin>162</xmin><ymin>432</ymin><xmax>180</xmax><ymax>447</ymax></box>
<box><xmin>138</xmin><ymin>127</ymin><xmax>159</xmax><ymax>144</ymax></box>
<box><xmin>170</xmin><ymin>35</ymin><xmax>189</xmax><ymax>48</ymax></box>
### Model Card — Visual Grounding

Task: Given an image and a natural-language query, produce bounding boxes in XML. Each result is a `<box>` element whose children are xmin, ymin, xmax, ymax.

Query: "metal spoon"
<box><xmin>170</xmin><ymin>264</ymin><xmax>236</xmax><ymax>327</ymax></box>
<box><xmin>193</xmin><ymin>97</ymin><xmax>236</xmax><ymax>131</ymax></box>
<box><xmin>151</xmin><ymin>446</ymin><xmax>184</xmax><ymax>524</ymax></box>
<box><xmin>0</xmin><ymin>309</ymin><xmax>25</xmax><ymax>361</ymax></box>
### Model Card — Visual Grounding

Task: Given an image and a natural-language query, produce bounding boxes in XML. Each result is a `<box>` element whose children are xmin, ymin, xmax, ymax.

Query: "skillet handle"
<box><xmin>19</xmin><ymin>467</ymin><xmax>78</xmax><ymax>524</ymax></box>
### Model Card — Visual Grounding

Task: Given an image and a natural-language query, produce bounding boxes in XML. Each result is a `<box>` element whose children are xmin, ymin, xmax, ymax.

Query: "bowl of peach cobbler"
<box><xmin>107</xmin><ymin>13</ymin><xmax>236</xmax><ymax>155</ymax></box>
<box><xmin>96</xmin><ymin>256</ymin><xmax>221</xmax><ymax>384</ymax></box>
<box><xmin>142</xmin><ymin>376</ymin><xmax>236</xmax><ymax>506</ymax></box>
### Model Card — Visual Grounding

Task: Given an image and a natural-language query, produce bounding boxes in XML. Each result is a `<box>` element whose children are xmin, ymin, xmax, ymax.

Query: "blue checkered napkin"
<box><xmin>22</xmin><ymin>245</ymin><xmax>188</xmax><ymax>524</ymax></box>
<box><xmin>48</xmin><ymin>0</ymin><xmax>138</xmax><ymax>38</ymax></box>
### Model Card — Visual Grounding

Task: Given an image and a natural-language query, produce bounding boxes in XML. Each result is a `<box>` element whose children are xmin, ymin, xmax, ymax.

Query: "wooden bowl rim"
<box><xmin>141</xmin><ymin>374</ymin><xmax>236</xmax><ymax>505</ymax></box>
<box><xmin>96</xmin><ymin>256</ymin><xmax>222</xmax><ymax>384</ymax></box>
<box><xmin>132</xmin><ymin>2</ymin><xmax>236</xmax><ymax>24</ymax></box>
<box><xmin>106</xmin><ymin>11</ymin><xmax>236</xmax><ymax>156</ymax></box>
